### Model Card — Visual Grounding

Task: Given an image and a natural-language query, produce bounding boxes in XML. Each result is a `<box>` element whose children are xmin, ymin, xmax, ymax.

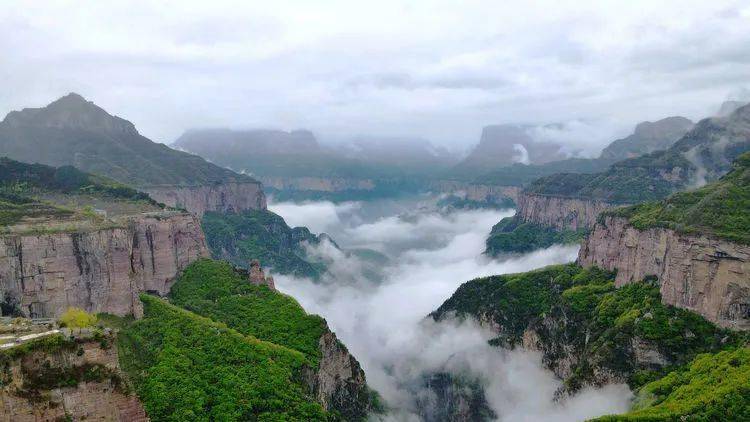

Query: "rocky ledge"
<box><xmin>578</xmin><ymin>216</ymin><xmax>750</xmax><ymax>330</ymax></box>
<box><xmin>515</xmin><ymin>192</ymin><xmax>616</xmax><ymax>231</ymax></box>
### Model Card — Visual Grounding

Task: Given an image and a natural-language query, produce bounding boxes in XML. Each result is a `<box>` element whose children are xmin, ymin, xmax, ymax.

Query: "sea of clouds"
<box><xmin>269</xmin><ymin>198</ymin><xmax>631</xmax><ymax>421</ymax></box>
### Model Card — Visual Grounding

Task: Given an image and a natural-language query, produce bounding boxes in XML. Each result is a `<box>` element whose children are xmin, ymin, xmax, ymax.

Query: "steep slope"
<box><xmin>0</xmin><ymin>158</ymin><xmax>208</xmax><ymax>318</ymax></box>
<box><xmin>594</xmin><ymin>347</ymin><xmax>749</xmax><ymax>421</ymax></box>
<box><xmin>0</xmin><ymin>331</ymin><xmax>148</xmax><ymax>421</ymax></box>
<box><xmin>600</xmin><ymin>116</ymin><xmax>693</xmax><ymax>160</ymax></box>
<box><xmin>201</xmin><ymin>209</ymin><xmax>327</xmax><ymax>278</ymax></box>
<box><xmin>166</xmin><ymin>259</ymin><xmax>376</xmax><ymax>420</ymax></box>
<box><xmin>579</xmin><ymin>152</ymin><xmax>750</xmax><ymax>329</ymax></box>
<box><xmin>0</xmin><ymin>94</ymin><xmax>266</xmax><ymax>215</ymax></box>
<box><xmin>432</xmin><ymin>264</ymin><xmax>741</xmax><ymax>396</ymax></box>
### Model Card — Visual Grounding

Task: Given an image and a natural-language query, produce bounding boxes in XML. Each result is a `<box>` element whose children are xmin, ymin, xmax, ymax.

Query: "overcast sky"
<box><xmin>2</xmin><ymin>1</ymin><xmax>750</xmax><ymax>154</ymax></box>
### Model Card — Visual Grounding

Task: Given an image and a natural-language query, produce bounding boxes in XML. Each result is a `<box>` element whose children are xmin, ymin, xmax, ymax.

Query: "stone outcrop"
<box><xmin>0</xmin><ymin>333</ymin><xmax>148</xmax><ymax>421</ymax></box>
<box><xmin>430</xmin><ymin>180</ymin><xmax>520</xmax><ymax>205</ymax></box>
<box><xmin>309</xmin><ymin>328</ymin><xmax>371</xmax><ymax>421</ymax></box>
<box><xmin>0</xmin><ymin>212</ymin><xmax>208</xmax><ymax>318</ymax></box>
<box><xmin>144</xmin><ymin>181</ymin><xmax>266</xmax><ymax>217</ymax></box>
<box><xmin>578</xmin><ymin>216</ymin><xmax>750</xmax><ymax>330</ymax></box>
<box><xmin>248</xmin><ymin>259</ymin><xmax>275</xmax><ymax>290</ymax></box>
<box><xmin>260</xmin><ymin>176</ymin><xmax>375</xmax><ymax>193</ymax></box>
<box><xmin>515</xmin><ymin>192</ymin><xmax>616</xmax><ymax>231</ymax></box>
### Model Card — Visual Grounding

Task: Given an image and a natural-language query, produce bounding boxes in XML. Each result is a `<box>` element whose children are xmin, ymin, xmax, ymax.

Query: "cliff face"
<box><xmin>0</xmin><ymin>212</ymin><xmax>208</xmax><ymax>318</ymax></box>
<box><xmin>430</xmin><ymin>180</ymin><xmax>520</xmax><ymax>205</ymax></box>
<box><xmin>578</xmin><ymin>216</ymin><xmax>750</xmax><ymax>330</ymax></box>
<box><xmin>309</xmin><ymin>329</ymin><xmax>371</xmax><ymax>420</ymax></box>
<box><xmin>143</xmin><ymin>181</ymin><xmax>266</xmax><ymax>217</ymax></box>
<box><xmin>515</xmin><ymin>192</ymin><xmax>615</xmax><ymax>231</ymax></box>
<box><xmin>0</xmin><ymin>333</ymin><xmax>148</xmax><ymax>422</ymax></box>
<box><xmin>260</xmin><ymin>176</ymin><xmax>375</xmax><ymax>192</ymax></box>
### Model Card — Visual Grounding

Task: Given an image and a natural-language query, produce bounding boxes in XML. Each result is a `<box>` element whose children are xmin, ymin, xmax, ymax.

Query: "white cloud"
<box><xmin>1</xmin><ymin>0</ymin><xmax>749</xmax><ymax>152</ymax></box>
<box><xmin>271</xmin><ymin>198</ymin><xmax>631</xmax><ymax>420</ymax></box>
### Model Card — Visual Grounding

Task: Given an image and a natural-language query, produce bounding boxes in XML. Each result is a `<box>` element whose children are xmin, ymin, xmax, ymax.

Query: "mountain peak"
<box><xmin>2</xmin><ymin>93</ymin><xmax>138</xmax><ymax>135</ymax></box>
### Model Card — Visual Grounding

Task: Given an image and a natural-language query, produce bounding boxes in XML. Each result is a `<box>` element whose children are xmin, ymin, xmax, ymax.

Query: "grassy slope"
<box><xmin>594</xmin><ymin>347</ymin><xmax>750</xmax><ymax>421</ymax></box>
<box><xmin>0</xmin><ymin>157</ymin><xmax>158</xmax><ymax>226</ymax></box>
<box><xmin>168</xmin><ymin>259</ymin><xmax>327</xmax><ymax>366</ymax></box>
<box><xmin>202</xmin><ymin>210</ymin><xmax>326</xmax><ymax>278</ymax></box>
<box><xmin>118</xmin><ymin>294</ymin><xmax>328</xmax><ymax>421</ymax></box>
<box><xmin>607</xmin><ymin>151</ymin><xmax>750</xmax><ymax>244</ymax></box>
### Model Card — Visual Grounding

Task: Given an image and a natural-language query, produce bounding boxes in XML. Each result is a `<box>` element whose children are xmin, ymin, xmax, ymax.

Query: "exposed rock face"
<box><xmin>578</xmin><ymin>216</ymin><xmax>750</xmax><ymax>329</ymax></box>
<box><xmin>144</xmin><ymin>181</ymin><xmax>266</xmax><ymax>217</ymax></box>
<box><xmin>260</xmin><ymin>176</ymin><xmax>375</xmax><ymax>192</ymax></box>
<box><xmin>415</xmin><ymin>372</ymin><xmax>495</xmax><ymax>422</ymax></box>
<box><xmin>515</xmin><ymin>192</ymin><xmax>616</xmax><ymax>231</ymax></box>
<box><xmin>430</xmin><ymin>180</ymin><xmax>520</xmax><ymax>205</ymax></box>
<box><xmin>0</xmin><ymin>212</ymin><xmax>208</xmax><ymax>318</ymax></box>
<box><xmin>247</xmin><ymin>259</ymin><xmax>275</xmax><ymax>290</ymax></box>
<box><xmin>0</xmin><ymin>333</ymin><xmax>148</xmax><ymax>421</ymax></box>
<box><xmin>310</xmin><ymin>328</ymin><xmax>371</xmax><ymax>421</ymax></box>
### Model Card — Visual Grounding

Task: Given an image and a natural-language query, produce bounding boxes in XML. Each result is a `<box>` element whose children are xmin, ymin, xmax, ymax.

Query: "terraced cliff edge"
<box><xmin>0</xmin><ymin>212</ymin><xmax>208</xmax><ymax>318</ymax></box>
<box><xmin>260</xmin><ymin>176</ymin><xmax>376</xmax><ymax>193</ymax></box>
<box><xmin>578</xmin><ymin>215</ymin><xmax>749</xmax><ymax>330</ymax></box>
<box><xmin>430</xmin><ymin>180</ymin><xmax>520</xmax><ymax>205</ymax></box>
<box><xmin>144</xmin><ymin>181</ymin><xmax>266</xmax><ymax>217</ymax></box>
<box><xmin>515</xmin><ymin>192</ymin><xmax>615</xmax><ymax>231</ymax></box>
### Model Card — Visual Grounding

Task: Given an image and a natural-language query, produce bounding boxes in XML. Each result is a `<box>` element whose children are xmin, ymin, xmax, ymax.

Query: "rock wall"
<box><xmin>260</xmin><ymin>176</ymin><xmax>375</xmax><ymax>192</ymax></box>
<box><xmin>515</xmin><ymin>193</ymin><xmax>615</xmax><ymax>231</ymax></box>
<box><xmin>578</xmin><ymin>216</ymin><xmax>750</xmax><ymax>329</ymax></box>
<box><xmin>0</xmin><ymin>333</ymin><xmax>148</xmax><ymax>421</ymax></box>
<box><xmin>144</xmin><ymin>181</ymin><xmax>266</xmax><ymax>217</ymax></box>
<box><xmin>0</xmin><ymin>212</ymin><xmax>208</xmax><ymax>318</ymax></box>
<box><xmin>309</xmin><ymin>327</ymin><xmax>371</xmax><ymax>421</ymax></box>
<box><xmin>430</xmin><ymin>180</ymin><xmax>520</xmax><ymax>204</ymax></box>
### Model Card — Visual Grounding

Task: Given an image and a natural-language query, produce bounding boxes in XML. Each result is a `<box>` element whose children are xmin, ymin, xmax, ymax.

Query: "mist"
<box><xmin>269</xmin><ymin>198</ymin><xmax>632</xmax><ymax>420</ymax></box>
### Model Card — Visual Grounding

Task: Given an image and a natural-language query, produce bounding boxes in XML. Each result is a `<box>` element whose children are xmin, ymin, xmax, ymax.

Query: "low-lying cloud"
<box><xmin>272</xmin><ymin>198</ymin><xmax>632</xmax><ymax>420</ymax></box>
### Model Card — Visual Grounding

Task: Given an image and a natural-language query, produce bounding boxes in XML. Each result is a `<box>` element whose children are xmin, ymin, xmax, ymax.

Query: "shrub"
<box><xmin>59</xmin><ymin>307</ymin><xmax>97</xmax><ymax>328</ymax></box>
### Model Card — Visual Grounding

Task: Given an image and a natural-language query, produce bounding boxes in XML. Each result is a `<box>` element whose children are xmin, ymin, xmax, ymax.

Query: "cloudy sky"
<box><xmin>2</xmin><ymin>0</ymin><xmax>750</xmax><ymax>152</ymax></box>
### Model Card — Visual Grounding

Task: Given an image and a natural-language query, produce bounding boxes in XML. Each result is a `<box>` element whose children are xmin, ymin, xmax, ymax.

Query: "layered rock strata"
<box><xmin>515</xmin><ymin>192</ymin><xmax>616</xmax><ymax>231</ymax></box>
<box><xmin>0</xmin><ymin>212</ymin><xmax>208</xmax><ymax>318</ymax></box>
<box><xmin>430</xmin><ymin>180</ymin><xmax>520</xmax><ymax>205</ymax></box>
<box><xmin>578</xmin><ymin>216</ymin><xmax>750</xmax><ymax>329</ymax></box>
<box><xmin>144</xmin><ymin>181</ymin><xmax>266</xmax><ymax>217</ymax></box>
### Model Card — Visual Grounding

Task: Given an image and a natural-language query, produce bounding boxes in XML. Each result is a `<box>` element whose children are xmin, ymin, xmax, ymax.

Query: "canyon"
<box><xmin>514</xmin><ymin>192</ymin><xmax>615</xmax><ymax>231</ymax></box>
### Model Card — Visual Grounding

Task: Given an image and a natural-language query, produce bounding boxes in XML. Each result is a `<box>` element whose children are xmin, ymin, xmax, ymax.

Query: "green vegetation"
<box><xmin>118</xmin><ymin>294</ymin><xmax>328</xmax><ymax>421</ymax></box>
<box><xmin>0</xmin><ymin>157</ymin><xmax>160</xmax><ymax>227</ymax></box>
<box><xmin>594</xmin><ymin>347</ymin><xmax>750</xmax><ymax>421</ymax></box>
<box><xmin>169</xmin><ymin>259</ymin><xmax>327</xmax><ymax>366</ymax></box>
<box><xmin>484</xmin><ymin>216</ymin><xmax>583</xmax><ymax>255</ymax></box>
<box><xmin>58</xmin><ymin>307</ymin><xmax>98</xmax><ymax>328</ymax></box>
<box><xmin>432</xmin><ymin>264</ymin><xmax>739</xmax><ymax>393</ymax></box>
<box><xmin>607</xmin><ymin>151</ymin><xmax>750</xmax><ymax>244</ymax></box>
<box><xmin>0</xmin><ymin>94</ymin><xmax>257</xmax><ymax>187</ymax></box>
<box><xmin>202</xmin><ymin>210</ymin><xmax>326</xmax><ymax>278</ymax></box>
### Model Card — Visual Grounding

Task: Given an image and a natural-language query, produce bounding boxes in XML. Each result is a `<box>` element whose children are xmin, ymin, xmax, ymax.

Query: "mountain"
<box><xmin>599</xmin><ymin>116</ymin><xmax>693</xmax><ymax>160</ymax></box>
<box><xmin>450</xmin><ymin>124</ymin><xmax>568</xmax><ymax>178</ymax></box>
<box><xmin>580</xmin><ymin>152</ymin><xmax>750</xmax><ymax>329</ymax></box>
<box><xmin>0</xmin><ymin>94</ymin><xmax>266</xmax><ymax>215</ymax></box>
<box><xmin>718</xmin><ymin>100</ymin><xmax>747</xmax><ymax>117</ymax></box>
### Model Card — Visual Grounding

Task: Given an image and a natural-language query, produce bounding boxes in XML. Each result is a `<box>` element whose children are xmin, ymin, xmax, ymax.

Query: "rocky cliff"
<box><xmin>430</xmin><ymin>180</ymin><xmax>520</xmax><ymax>205</ymax></box>
<box><xmin>260</xmin><ymin>176</ymin><xmax>375</xmax><ymax>192</ymax></box>
<box><xmin>578</xmin><ymin>216</ymin><xmax>750</xmax><ymax>330</ymax></box>
<box><xmin>515</xmin><ymin>192</ymin><xmax>615</xmax><ymax>231</ymax></box>
<box><xmin>144</xmin><ymin>181</ymin><xmax>266</xmax><ymax>217</ymax></box>
<box><xmin>309</xmin><ymin>328</ymin><xmax>372</xmax><ymax>420</ymax></box>
<box><xmin>0</xmin><ymin>332</ymin><xmax>148</xmax><ymax>422</ymax></box>
<box><xmin>0</xmin><ymin>212</ymin><xmax>208</xmax><ymax>318</ymax></box>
